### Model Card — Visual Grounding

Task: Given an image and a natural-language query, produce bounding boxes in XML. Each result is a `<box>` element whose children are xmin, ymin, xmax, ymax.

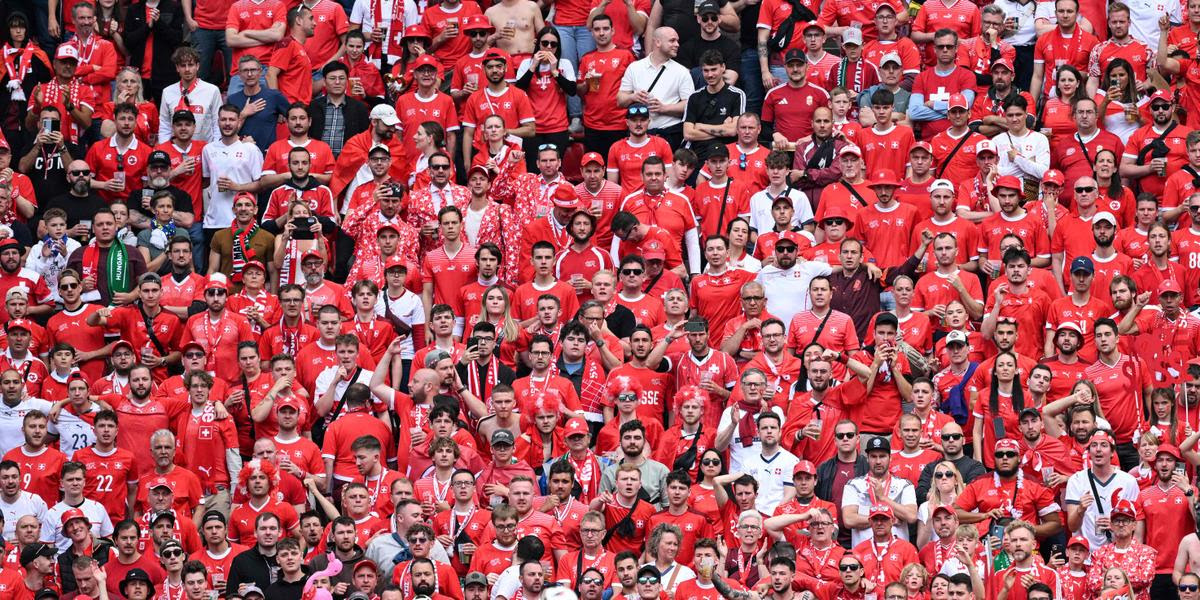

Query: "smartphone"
<box><xmin>1176</xmin><ymin>463</ymin><xmax>1187</xmax><ymax>477</ymax></box>
<box><xmin>467</xmin><ymin>336</ymin><xmax>480</xmax><ymax>351</ymax></box>
<box><xmin>292</xmin><ymin>216</ymin><xmax>317</xmax><ymax>240</ymax></box>
<box><xmin>41</xmin><ymin>118</ymin><xmax>52</xmax><ymax>134</ymax></box>
<box><xmin>1050</xmin><ymin>543</ymin><xmax>1064</xmax><ymax>557</ymax></box>
<box><xmin>1109</xmin><ymin>77</ymin><xmax>1119</xmax><ymax>89</ymax></box>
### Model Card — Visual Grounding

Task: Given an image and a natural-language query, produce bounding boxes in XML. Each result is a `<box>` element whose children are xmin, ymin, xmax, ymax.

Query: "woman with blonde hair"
<box><xmin>463</xmin><ymin>284</ymin><xmax>520</xmax><ymax>367</ymax></box>
<box><xmin>644</xmin><ymin>523</ymin><xmax>695</xmax><ymax>594</ymax></box>
<box><xmin>97</xmin><ymin>68</ymin><xmax>159</xmax><ymax>144</ymax></box>
<box><xmin>917</xmin><ymin>461</ymin><xmax>964</xmax><ymax>547</ymax></box>
<box><xmin>899</xmin><ymin>563</ymin><xmax>930</xmax><ymax>600</ymax></box>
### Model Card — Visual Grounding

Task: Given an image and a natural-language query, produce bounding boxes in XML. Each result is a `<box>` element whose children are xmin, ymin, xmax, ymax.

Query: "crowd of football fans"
<box><xmin>6</xmin><ymin>0</ymin><xmax>1200</xmax><ymax>599</ymax></box>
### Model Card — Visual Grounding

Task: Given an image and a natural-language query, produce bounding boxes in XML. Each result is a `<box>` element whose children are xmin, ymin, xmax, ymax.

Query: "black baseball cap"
<box><xmin>148</xmin><ymin>150</ymin><xmax>171</xmax><ymax>168</ymax></box>
<box><xmin>171</xmin><ymin>110</ymin><xmax>195</xmax><ymax>123</ymax></box>
<box><xmin>784</xmin><ymin>49</ymin><xmax>807</xmax><ymax>64</ymax></box>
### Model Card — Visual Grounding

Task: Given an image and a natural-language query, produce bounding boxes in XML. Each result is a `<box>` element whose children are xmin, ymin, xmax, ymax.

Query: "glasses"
<box><xmin>741</xmin><ymin>295</ymin><xmax>764</xmax><ymax>302</ymax></box>
<box><xmin>162</xmin><ymin>549</ymin><xmax>184</xmax><ymax>558</ymax></box>
<box><xmin>838</xmin><ymin>564</ymin><xmax>861</xmax><ymax>572</ymax></box>
<box><xmin>638</xmin><ymin>577</ymin><xmax>660</xmax><ymax>585</ymax></box>
<box><xmin>934</xmin><ymin>44</ymin><xmax>956</xmax><ymax>49</ymax></box>
<box><xmin>700</xmin><ymin>13</ymin><xmax>719</xmax><ymax>22</ymax></box>
<box><xmin>628</xmin><ymin>106</ymin><xmax>650</xmax><ymax>116</ymax></box>
<box><xmin>468</xmin><ymin>30</ymin><xmax>489</xmax><ymax>37</ymax></box>
<box><xmin>994</xmin><ymin>451</ymin><xmax>1019</xmax><ymax>459</ymax></box>
<box><xmin>529</xmin><ymin>350</ymin><xmax>552</xmax><ymax>357</ymax></box>
<box><xmin>409</xmin><ymin>536</ymin><xmax>430</xmax><ymax>543</ymax></box>
<box><xmin>206</xmin><ymin>289</ymin><xmax>227</xmax><ymax>296</ymax></box>
<box><xmin>452</xmin><ymin>480</ymin><xmax>475</xmax><ymax>487</ymax></box>
<box><xmin>738</xmin><ymin>152</ymin><xmax>747</xmax><ymax>170</ymax></box>
<box><xmin>775</xmin><ymin>245</ymin><xmax>797</xmax><ymax>253</ymax></box>
<box><xmin>540</xmin><ymin>39</ymin><xmax>558</xmax><ymax>48</ymax></box>
<box><xmin>834</xmin><ymin>432</ymin><xmax>856</xmax><ymax>440</ymax></box>
<box><xmin>538</xmin><ymin>143</ymin><xmax>558</xmax><ymax>151</ymax></box>
<box><xmin>69</xmin><ymin>169</ymin><xmax>91</xmax><ymax>176</ymax></box>
<box><xmin>429</xmin><ymin>163</ymin><xmax>451</xmax><ymax>170</ymax></box>
<box><xmin>1074</xmin><ymin>186</ymin><xmax>1096</xmax><ymax>193</ymax></box>
<box><xmin>701</xmin><ymin>458</ymin><xmax>721</xmax><ymax>466</ymax></box>
<box><xmin>581</xmin><ymin>577</ymin><xmax>604</xmax><ymax>585</ymax></box>
<box><xmin>941</xmin><ymin>433</ymin><xmax>963</xmax><ymax>441</ymax></box>
<box><xmin>742</xmin><ymin>381</ymin><xmax>765</xmax><ymax>388</ymax></box>
<box><xmin>617</xmin><ymin>393</ymin><xmax>637</xmax><ymax>402</ymax></box>
<box><xmin>59</xmin><ymin>282</ymin><xmax>79</xmax><ymax>290</ymax></box>
<box><xmin>1152</xmin><ymin>103</ymin><xmax>1173</xmax><ymax>111</ymax></box>
<box><xmin>824</xmin><ymin>218</ymin><xmax>847</xmax><ymax>226</ymax></box>
<box><xmin>810</xmin><ymin>521</ymin><xmax>833</xmax><ymax>527</ymax></box>
<box><xmin>934</xmin><ymin>471</ymin><xmax>955</xmax><ymax>479</ymax></box>
<box><xmin>495</xmin><ymin>523</ymin><xmax>517</xmax><ymax>531</ymax></box>
<box><xmin>739</xmin><ymin>523</ymin><xmax>761</xmax><ymax>530</ymax></box>
<box><xmin>184</xmin><ymin>351</ymin><xmax>206</xmax><ymax>359</ymax></box>
<box><xmin>621</xmin><ymin>268</ymin><xmax>644</xmax><ymax>276</ymax></box>
<box><xmin>282</xmin><ymin>297</ymin><xmax>303</xmax><ymax>303</ymax></box>
<box><xmin>1181</xmin><ymin>585</ymin><xmax>1199</xmax><ymax>592</ymax></box>
<box><xmin>581</xmin><ymin>528</ymin><xmax>605</xmax><ymax>535</ymax></box>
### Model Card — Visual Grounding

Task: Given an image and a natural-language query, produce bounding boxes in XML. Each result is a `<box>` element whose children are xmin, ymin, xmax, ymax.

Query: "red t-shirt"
<box><xmin>1084</xmin><ymin>354</ymin><xmax>1151</xmax><ymax>444</ymax></box>
<box><xmin>179</xmin><ymin>312</ymin><xmax>256</xmax><ymax>382</ymax></box>
<box><xmin>269</xmin><ymin>37</ymin><xmax>313</xmax><ymax>104</ymax></box>
<box><xmin>689</xmin><ymin>269</ymin><xmax>757</xmax><ymax>343</ymax></box>
<box><xmin>461</xmin><ymin>86</ymin><xmax>536</xmax><ymax>149</ymax></box>
<box><xmin>762</xmin><ymin>82</ymin><xmax>830</xmax><ymax>140</ymax></box>
<box><xmin>859</xmin><ymin>124</ymin><xmax>916</xmax><ymax>175</ymax></box>
<box><xmin>226</xmin><ymin>0</ymin><xmax>288</xmax><ymax>65</ymax></box>
<box><xmin>2</xmin><ymin>445</ymin><xmax>64</xmax><ymax>505</ymax></box>
<box><xmin>302</xmin><ymin>0</ymin><xmax>349</xmax><ymax>68</ymax></box>
<box><xmin>1033</xmin><ymin>27</ymin><xmax>1099</xmax><ymax>93</ymax></box>
<box><xmin>579</xmin><ymin>49</ymin><xmax>638</xmax><ymax>131</ymax></box>
<box><xmin>607</xmin><ymin>136</ymin><xmax>675</xmax><ymax>196</ymax></box>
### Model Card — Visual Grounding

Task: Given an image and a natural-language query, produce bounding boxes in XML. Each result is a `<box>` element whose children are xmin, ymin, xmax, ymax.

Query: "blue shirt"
<box><xmin>227</xmin><ymin>87</ymin><xmax>289</xmax><ymax>152</ymax></box>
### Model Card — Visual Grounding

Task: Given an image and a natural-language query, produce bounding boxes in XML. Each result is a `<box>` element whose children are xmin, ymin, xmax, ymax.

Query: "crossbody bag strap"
<box><xmin>842</xmin><ymin>180</ymin><xmax>868</xmax><ymax>207</ymax></box>
<box><xmin>936</xmin><ymin>133</ymin><xmax>973</xmax><ymax>178</ymax></box>
<box><xmin>808</xmin><ymin>310</ymin><xmax>833</xmax><ymax>347</ymax></box>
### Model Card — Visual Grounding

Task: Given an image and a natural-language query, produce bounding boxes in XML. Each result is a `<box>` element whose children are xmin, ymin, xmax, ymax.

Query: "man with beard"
<box><xmin>1082</xmin><ymin>319</ymin><xmax>1152</xmax><ymax>470</ymax></box>
<box><xmin>0</xmin><ymin>320</ymin><xmax>46</xmax><ymax>397</ymax></box>
<box><xmin>105</xmin><ymin>367</ymin><xmax>183</xmax><ymax>477</ymax></box>
<box><xmin>461</xmin><ymin>49</ymin><xmax>536</xmax><ymax>169</ymax></box>
<box><xmin>20</xmin><ymin>107</ymin><xmax>75</xmax><ymax>210</ymax></box>
<box><xmin>66</xmin><ymin>207</ymin><xmax>146</xmax><ymax>306</ymax></box>
<box><xmin>1040</xmin><ymin>320</ymin><xmax>1090</xmax><ymax>401</ymax></box>
<box><xmin>85</xmin><ymin>103</ymin><xmax>152</xmax><ymax>205</ymax></box>
<box><xmin>981</xmin><ymin>248</ymin><xmax>1052</xmax><ymax>360</ymax></box>
<box><xmin>1139</xmin><ymin>444</ymin><xmax>1197</xmax><ymax>598</ymax></box>
<box><xmin>127</xmin><ymin>151</ymin><xmax>193</xmax><ymax>229</ymax></box>
<box><xmin>1046</xmin><ymin>255</ymin><xmax>1109</xmax><ymax>359</ymax></box>
<box><xmin>262</xmin><ymin>147</ymin><xmax>337</xmax><ymax>229</ymax></box>
<box><xmin>1122</xmin><ymin>91</ymin><xmax>1190</xmax><ymax>199</ymax></box>
<box><xmin>841</xmin><ymin>437</ymin><xmax>917</xmax><ymax>547</ymax></box>
<box><xmin>408</xmin><ymin>558</ymin><xmax>457</xmax><ymax>600</ymax></box>
<box><xmin>554</xmin><ymin>212</ymin><xmax>612</xmax><ymax>306</ymax></box>
<box><xmin>1015</xmin><ymin>408</ymin><xmax>1074</xmax><ymax>487</ymax></box>
<box><xmin>199</xmin><ymin>105</ymin><xmax>264</xmax><ymax>259</ymax></box>
<box><xmin>777</xmin><ymin>355</ymin><xmax>844</xmax><ymax>464</ymax></box>
<box><xmin>755</xmin><ymin>232</ymin><xmax>831</xmax><ymax>329</ymax></box>
<box><xmin>0</xmin><ymin>240</ymin><xmax>49</xmax><ymax>322</ymax></box>
<box><xmin>260</xmin><ymin>103</ymin><xmax>335</xmax><ymax>189</ymax></box>
<box><xmin>955</xmin><ymin>438</ymin><xmax>1062</xmax><ymax>538</ymax></box>
<box><xmin>599</xmin><ymin>422</ymin><xmax>670</xmax><ymax>507</ymax></box>
<box><xmin>309</xmin><ymin>517</ymin><xmax>371</xmax><ymax>595</ymax></box>
<box><xmin>207</xmin><ymin>194</ymin><xmax>275</xmax><ymax>286</ymax></box>
<box><xmin>298</xmin><ymin>254</ymin><xmax>354</xmax><ymax>322</ymax></box>
<box><xmin>991</xmin><ymin>521</ymin><xmax>1060</xmax><ymax>600</ymax></box>
<box><xmin>330</xmin><ymin>104</ymin><xmax>405</xmax><ymax>203</ymax></box>
<box><xmin>915</xmin><ymin>423</ymin><xmax>985</xmax><ymax>505</ymax></box>
<box><xmin>90</xmin><ymin>273</ymin><xmax>185</xmax><ymax>382</ymax></box>
<box><xmin>916</xmin><ymin>504</ymin><xmax>961</xmax><ymax>573</ymax></box>
<box><xmin>178</xmin><ymin>274</ymin><xmax>256</xmax><ymax>383</ymax></box>
<box><xmin>26</xmin><ymin>46</ymin><xmax>95</xmax><ymax>147</ymax></box>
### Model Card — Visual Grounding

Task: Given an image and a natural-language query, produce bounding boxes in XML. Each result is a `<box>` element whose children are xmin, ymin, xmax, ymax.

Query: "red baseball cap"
<box><xmin>1111</xmin><ymin>498</ymin><xmax>1138</xmax><ymax>519</ymax></box>
<box><xmin>181</xmin><ymin>341</ymin><xmax>206</xmax><ymax>355</ymax></box>
<box><xmin>991</xmin><ymin>58</ymin><xmax>1014</xmax><ymax>73</ymax></box>
<box><xmin>466</xmin><ymin>165</ymin><xmax>493</xmax><ymax>181</ymax></box>
<box><xmin>1160</xmin><ymin>279</ymin><xmax>1183</xmax><ymax>296</ymax></box>
<box><xmin>301</xmin><ymin>249</ymin><xmax>325</xmax><ymax>263</ymax></box>
<box><xmin>551</xmin><ymin>183</ymin><xmax>580</xmax><ymax>209</ymax></box>
<box><xmin>948</xmin><ymin>93</ymin><xmax>969</xmax><ymax>110</ymax></box>
<box><xmin>148</xmin><ymin>476</ymin><xmax>173</xmax><ymax>491</ymax></box>
<box><xmin>642</xmin><ymin>240</ymin><xmax>667</xmax><ymax>261</ymax></box>
<box><xmin>482</xmin><ymin>47</ymin><xmax>511</xmax><ymax>64</ymax></box>
<box><xmin>402</xmin><ymin>24</ymin><xmax>431</xmax><ymax>41</ymax></box>
<box><xmin>410</xmin><ymin>54</ymin><xmax>441</xmax><ymax>71</ymax></box>
<box><xmin>384</xmin><ymin>254</ymin><xmax>407</xmax><ymax>272</ymax></box>
<box><xmin>580</xmin><ymin>152</ymin><xmax>605</xmax><ymax>168</ymax></box>
<box><xmin>774</xmin><ymin>230</ymin><xmax>805</xmax><ymax>249</ymax></box>
<box><xmin>992</xmin><ymin>175</ymin><xmax>1023</xmax><ymax>194</ymax></box>
<box><xmin>1067</xmin><ymin>535</ymin><xmax>1090</xmax><ymax>549</ymax></box>
<box><xmin>839</xmin><ymin>144</ymin><xmax>863</xmax><ymax>159</ymax></box>
<box><xmin>112</xmin><ymin>339</ymin><xmax>135</xmax><ymax>353</ymax></box>
<box><xmin>274</xmin><ymin>396</ymin><xmax>302</xmax><ymax>413</ymax></box>
<box><xmin>564</xmin><ymin>418</ymin><xmax>589</xmax><ymax>438</ymax></box>
<box><xmin>792</xmin><ymin>460</ymin><xmax>816</xmax><ymax>477</ymax></box>
<box><xmin>376</xmin><ymin>222</ymin><xmax>401</xmax><ymax>237</ymax></box>
<box><xmin>1042</xmin><ymin>169</ymin><xmax>1065</xmax><ymax>186</ymax></box>
<box><xmin>242</xmin><ymin>259</ymin><xmax>267</xmax><ymax>273</ymax></box>
<box><xmin>0</xmin><ymin>136</ymin><xmax>10</xmax><ymax>152</ymax></box>
<box><xmin>910</xmin><ymin>141</ymin><xmax>933</xmax><ymax>156</ymax></box>
<box><xmin>5</xmin><ymin>319</ymin><xmax>31</xmax><ymax>333</ymax></box>
<box><xmin>1150</xmin><ymin>89</ymin><xmax>1173</xmax><ymax>105</ymax></box>
<box><xmin>868</xmin><ymin>504</ymin><xmax>894</xmax><ymax>519</ymax></box>
<box><xmin>931</xmin><ymin>503</ymin><xmax>957</xmax><ymax>517</ymax></box>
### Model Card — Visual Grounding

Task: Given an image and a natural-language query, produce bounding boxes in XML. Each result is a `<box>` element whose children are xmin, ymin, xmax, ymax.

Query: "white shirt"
<box><xmin>1125</xmin><ymin>0</ymin><xmax>1181</xmax><ymax>48</ymax></box>
<box><xmin>755</xmin><ymin>260</ymin><xmax>832</xmax><ymax>333</ymax></box>
<box><xmin>717</xmin><ymin>405</ymin><xmax>785</xmax><ymax>474</ymax></box>
<box><xmin>991</xmin><ymin>129</ymin><xmax>1049</xmax><ymax>180</ymax></box>
<box><xmin>748</xmin><ymin>186</ymin><xmax>814</xmax><ymax>234</ymax></box>
<box><xmin>44</xmin><ymin>499</ymin><xmax>114</xmax><ymax>552</ymax></box>
<box><xmin>743</xmin><ymin>449</ymin><xmax>800</xmax><ymax>513</ymax></box>
<box><xmin>841</xmin><ymin>474</ymin><xmax>917</xmax><ymax>547</ymax></box>
<box><xmin>0</xmin><ymin>397</ymin><xmax>53</xmax><ymax>455</ymax></box>
<box><xmin>374</xmin><ymin>289</ymin><xmax>426</xmax><ymax>359</ymax></box>
<box><xmin>201</xmin><ymin>138</ymin><xmax>264</xmax><ymax>228</ymax></box>
<box><xmin>157</xmin><ymin>79</ymin><xmax>223</xmax><ymax>143</ymax></box>
<box><xmin>618</xmin><ymin>57</ymin><xmax>695</xmax><ymax>130</ymax></box>
<box><xmin>48</xmin><ymin>401</ymin><xmax>100</xmax><ymax>459</ymax></box>
<box><xmin>0</xmin><ymin>491</ymin><xmax>47</xmax><ymax>541</ymax></box>
<box><xmin>1064</xmin><ymin>467</ymin><xmax>1140</xmax><ymax>551</ymax></box>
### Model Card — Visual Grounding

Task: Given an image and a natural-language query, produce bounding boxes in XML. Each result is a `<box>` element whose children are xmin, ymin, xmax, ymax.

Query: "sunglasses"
<box><xmin>1181</xmin><ymin>585</ymin><xmax>1199</xmax><ymax>592</ymax></box>
<box><xmin>934</xmin><ymin>44</ymin><xmax>956</xmax><ymax>49</ymax></box>
<box><xmin>701</xmin><ymin>458</ymin><xmax>721</xmax><ymax>466</ymax></box>
<box><xmin>468</xmin><ymin>30</ymin><xmax>489</xmax><ymax>37</ymax></box>
<box><xmin>934</xmin><ymin>471</ymin><xmax>955</xmax><ymax>479</ymax></box>
<box><xmin>1152</xmin><ymin>103</ymin><xmax>1173</xmax><ymax>111</ymax></box>
<box><xmin>206</xmin><ymin>289</ymin><xmax>227</xmax><ymax>296</ymax></box>
<box><xmin>741</xmin><ymin>295</ymin><xmax>764</xmax><ymax>302</ymax></box>
<box><xmin>1191</xmin><ymin>206</ymin><xmax>1200</xmax><ymax>212</ymax></box>
<box><xmin>409</xmin><ymin>537</ymin><xmax>430</xmax><ymax>543</ymax></box>
<box><xmin>700</xmin><ymin>13</ymin><xmax>719</xmax><ymax>22</ymax></box>
<box><xmin>184</xmin><ymin>352</ymin><xmax>206</xmax><ymax>359</ymax></box>
<box><xmin>621</xmin><ymin>268</ymin><xmax>644</xmax><ymax>276</ymax></box>
<box><xmin>638</xmin><ymin>577</ymin><xmax>660</xmax><ymax>585</ymax></box>
<box><xmin>540</xmin><ymin>39</ymin><xmax>558</xmax><ymax>47</ymax></box>
<box><xmin>994</xmin><ymin>451</ymin><xmax>1019</xmax><ymax>459</ymax></box>
<box><xmin>738</xmin><ymin>152</ymin><xmax>747</xmax><ymax>170</ymax></box>
<box><xmin>941</xmin><ymin>433</ymin><xmax>963</xmax><ymax>441</ymax></box>
<box><xmin>824</xmin><ymin>218</ymin><xmax>847</xmax><ymax>226</ymax></box>
<box><xmin>538</xmin><ymin>143</ymin><xmax>558</xmax><ymax>152</ymax></box>
<box><xmin>775</xmin><ymin>244</ymin><xmax>797</xmax><ymax>253</ymax></box>
<box><xmin>69</xmin><ymin>169</ymin><xmax>91</xmax><ymax>176</ymax></box>
<box><xmin>429</xmin><ymin>163</ymin><xmax>451</xmax><ymax>170</ymax></box>
<box><xmin>834</xmin><ymin>432</ymin><xmax>856</xmax><ymax>440</ymax></box>
<box><xmin>59</xmin><ymin>282</ymin><xmax>79</xmax><ymax>290</ymax></box>
<box><xmin>1074</xmin><ymin>186</ymin><xmax>1096</xmax><ymax>193</ymax></box>
<box><xmin>581</xmin><ymin>577</ymin><xmax>604</xmax><ymax>585</ymax></box>
<box><xmin>838</xmin><ymin>564</ymin><xmax>861</xmax><ymax>572</ymax></box>
<box><xmin>162</xmin><ymin>549</ymin><xmax>184</xmax><ymax>558</ymax></box>
<box><xmin>628</xmin><ymin>106</ymin><xmax>650</xmax><ymax>116</ymax></box>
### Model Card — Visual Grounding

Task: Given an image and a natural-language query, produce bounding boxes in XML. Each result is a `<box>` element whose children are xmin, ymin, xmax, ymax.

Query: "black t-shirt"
<box><xmin>677</xmin><ymin>34</ymin><xmax>743</xmax><ymax>77</ymax></box>
<box><xmin>683</xmin><ymin>83</ymin><xmax>746</xmax><ymax>159</ymax></box>
<box><xmin>37</xmin><ymin>192</ymin><xmax>107</xmax><ymax>230</ymax></box>
<box><xmin>126</xmin><ymin>184</ymin><xmax>196</xmax><ymax>216</ymax></box>
<box><xmin>605</xmin><ymin>303</ymin><xmax>637</xmax><ymax>339</ymax></box>
<box><xmin>18</xmin><ymin>140</ymin><xmax>73</xmax><ymax>202</ymax></box>
<box><xmin>659</xmin><ymin>0</ymin><xmax>727</xmax><ymax>43</ymax></box>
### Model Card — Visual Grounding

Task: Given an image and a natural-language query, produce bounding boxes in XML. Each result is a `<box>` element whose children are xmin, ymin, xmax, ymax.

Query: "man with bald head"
<box><xmin>618</xmin><ymin>27</ymin><xmax>695</xmax><ymax>149</ymax></box>
<box><xmin>915</xmin><ymin>422</ymin><xmax>986</xmax><ymax>503</ymax></box>
<box><xmin>35</xmin><ymin>159</ymin><xmax>106</xmax><ymax>239</ymax></box>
